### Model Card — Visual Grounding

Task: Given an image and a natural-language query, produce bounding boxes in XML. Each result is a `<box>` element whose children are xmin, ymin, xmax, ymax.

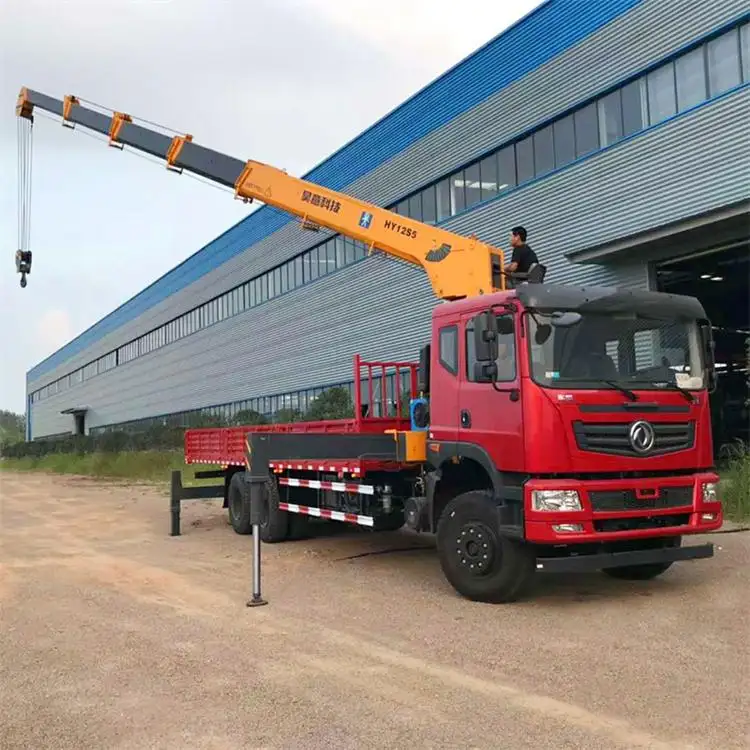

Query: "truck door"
<box><xmin>427</xmin><ymin>321</ymin><xmax>460</xmax><ymax>450</ymax></box>
<box><xmin>459</xmin><ymin>311</ymin><xmax>524</xmax><ymax>473</ymax></box>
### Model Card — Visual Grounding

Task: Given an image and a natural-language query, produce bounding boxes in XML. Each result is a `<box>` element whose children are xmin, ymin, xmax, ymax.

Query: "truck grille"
<box><xmin>593</xmin><ymin>514</ymin><xmax>691</xmax><ymax>532</ymax></box>
<box><xmin>589</xmin><ymin>486</ymin><xmax>693</xmax><ymax>512</ymax></box>
<box><xmin>573</xmin><ymin>421</ymin><xmax>694</xmax><ymax>457</ymax></box>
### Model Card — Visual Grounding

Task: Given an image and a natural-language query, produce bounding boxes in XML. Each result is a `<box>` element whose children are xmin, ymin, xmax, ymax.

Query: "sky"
<box><xmin>0</xmin><ymin>0</ymin><xmax>543</xmax><ymax>414</ymax></box>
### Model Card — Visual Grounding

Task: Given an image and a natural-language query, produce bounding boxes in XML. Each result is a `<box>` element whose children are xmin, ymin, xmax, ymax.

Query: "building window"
<box><xmin>533</xmin><ymin>124</ymin><xmax>555</xmax><ymax>177</ymax></box>
<box><xmin>598</xmin><ymin>90</ymin><xmax>624</xmax><ymax>146</ymax></box>
<box><xmin>621</xmin><ymin>78</ymin><xmax>646</xmax><ymax>136</ymax></box>
<box><xmin>741</xmin><ymin>23</ymin><xmax>750</xmax><ymax>82</ymax></box>
<box><xmin>496</xmin><ymin>145</ymin><xmax>516</xmax><ymax>192</ymax></box>
<box><xmin>408</xmin><ymin>192</ymin><xmax>422</xmax><ymax>221</ymax></box>
<box><xmin>574</xmin><ymin>102</ymin><xmax>599</xmax><ymax>157</ymax></box>
<box><xmin>421</xmin><ymin>184</ymin><xmax>437</xmax><ymax>223</ymax></box>
<box><xmin>676</xmin><ymin>46</ymin><xmax>707</xmax><ymax>111</ymax></box>
<box><xmin>450</xmin><ymin>170</ymin><xmax>466</xmax><ymax>213</ymax></box>
<box><xmin>464</xmin><ymin>162</ymin><xmax>482</xmax><ymax>208</ymax></box>
<box><xmin>515</xmin><ymin>135</ymin><xmax>534</xmax><ymax>183</ymax></box>
<box><xmin>707</xmin><ymin>28</ymin><xmax>742</xmax><ymax>96</ymax></box>
<box><xmin>647</xmin><ymin>62</ymin><xmax>677</xmax><ymax>124</ymax></box>
<box><xmin>553</xmin><ymin>114</ymin><xmax>576</xmax><ymax>165</ymax></box>
<box><xmin>438</xmin><ymin>326</ymin><xmax>458</xmax><ymax>375</ymax></box>
<box><xmin>478</xmin><ymin>153</ymin><xmax>498</xmax><ymax>201</ymax></box>
<box><xmin>436</xmin><ymin>178</ymin><xmax>451</xmax><ymax>221</ymax></box>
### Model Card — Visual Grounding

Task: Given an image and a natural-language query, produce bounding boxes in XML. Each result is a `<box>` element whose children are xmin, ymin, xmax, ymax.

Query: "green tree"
<box><xmin>0</xmin><ymin>410</ymin><xmax>25</xmax><ymax>442</ymax></box>
<box><xmin>233</xmin><ymin>409</ymin><xmax>268</xmax><ymax>426</ymax></box>
<box><xmin>307</xmin><ymin>387</ymin><xmax>354</xmax><ymax>421</ymax></box>
<box><xmin>274</xmin><ymin>408</ymin><xmax>304</xmax><ymax>424</ymax></box>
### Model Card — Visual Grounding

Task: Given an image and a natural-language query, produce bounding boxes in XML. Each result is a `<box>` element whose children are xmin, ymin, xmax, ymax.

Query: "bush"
<box><xmin>719</xmin><ymin>440</ymin><xmax>750</xmax><ymax>522</ymax></box>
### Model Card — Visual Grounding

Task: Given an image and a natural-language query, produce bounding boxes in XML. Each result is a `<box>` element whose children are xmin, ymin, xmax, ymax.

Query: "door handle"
<box><xmin>460</xmin><ymin>409</ymin><xmax>471</xmax><ymax>428</ymax></box>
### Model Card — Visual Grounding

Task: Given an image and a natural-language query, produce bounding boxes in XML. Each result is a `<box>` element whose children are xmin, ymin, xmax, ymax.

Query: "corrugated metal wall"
<box><xmin>27</xmin><ymin>0</ymin><xmax>749</xmax><ymax>436</ymax></box>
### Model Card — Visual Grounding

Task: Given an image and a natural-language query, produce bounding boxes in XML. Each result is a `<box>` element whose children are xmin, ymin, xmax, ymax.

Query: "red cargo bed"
<box><xmin>184</xmin><ymin>356</ymin><xmax>418</xmax><ymax>468</ymax></box>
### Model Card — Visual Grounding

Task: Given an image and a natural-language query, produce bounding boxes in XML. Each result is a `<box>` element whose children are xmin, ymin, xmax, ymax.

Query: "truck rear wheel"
<box><xmin>436</xmin><ymin>490</ymin><xmax>534</xmax><ymax>603</ymax></box>
<box><xmin>227</xmin><ymin>473</ymin><xmax>289</xmax><ymax>542</ymax></box>
<box><xmin>602</xmin><ymin>536</ymin><xmax>682</xmax><ymax>581</ymax></box>
<box><xmin>260</xmin><ymin>475</ymin><xmax>289</xmax><ymax>543</ymax></box>
<box><xmin>227</xmin><ymin>472</ymin><xmax>252</xmax><ymax>535</ymax></box>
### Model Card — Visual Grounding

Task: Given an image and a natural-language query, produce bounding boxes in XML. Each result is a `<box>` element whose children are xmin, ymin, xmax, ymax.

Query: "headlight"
<box><xmin>702</xmin><ymin>482</ymin><xmax>718</xmax><ymax>503</ymax></box>
<box><xmin>531</xmin><ymin>489</ymin><xmax>582</xmax><ymax>512</ymax></box>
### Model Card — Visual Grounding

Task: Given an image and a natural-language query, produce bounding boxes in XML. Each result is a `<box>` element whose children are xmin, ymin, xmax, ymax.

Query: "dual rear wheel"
<box><xmin>227</xmin><ymin>472</ymin><xmax>309</xmax><ymax>542</ymax></box>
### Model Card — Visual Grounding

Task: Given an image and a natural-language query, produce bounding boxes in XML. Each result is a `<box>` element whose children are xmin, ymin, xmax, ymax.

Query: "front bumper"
<box><xmin>535</xmin><ymin>542</ymin><xmax>714</xmax><ymax>573</ymax></box>
<box><xmin>524</xmin><ymin>472</ymin><xmax>723</xmax><ymax>545</ymax></box>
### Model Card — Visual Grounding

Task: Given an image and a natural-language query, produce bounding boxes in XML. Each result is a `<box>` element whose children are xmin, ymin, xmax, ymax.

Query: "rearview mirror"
<box><xmin>550</xmin><ymin>311</ymin><xmax>582</xmax><ymax>328</ymax></box>
<box><xmin>473</xmin><ymin>361</ymin><xmax>498</xmax><ymax>383</ymax></box>
<box><xmin>473</xmin><ymin>310</ymin><xmax>499</xmax><ymax>362</ymax></box>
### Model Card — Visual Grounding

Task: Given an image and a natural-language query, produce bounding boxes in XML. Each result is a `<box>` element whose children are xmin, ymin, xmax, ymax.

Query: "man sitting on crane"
<box><xmin>507</xmin><ymin>226</ymin><xmax>538</xmax><ymax>277</ymax></box>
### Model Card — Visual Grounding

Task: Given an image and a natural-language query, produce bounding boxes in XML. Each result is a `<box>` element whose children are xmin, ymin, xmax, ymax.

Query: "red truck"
<box><xmin>16</xmin><ymin>88</ymin><xmax>723</xmax><ymax>602</ymax></box>
<box><xmin>185</xmin><ymin>283</ymin><xmax>723</xmax><ymax>602</ymax></box>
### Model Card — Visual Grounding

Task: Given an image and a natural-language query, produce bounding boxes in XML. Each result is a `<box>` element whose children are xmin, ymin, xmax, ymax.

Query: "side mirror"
<box><xmin>473</xmin><ymin>361</ymin><xmax>498</xmax><ymax>383</ymax></box>
<box><xmin>473</xmin><ymin>310</ymin><xmax>499</xmax><ymax>362</ymax></box>
<box><xmin>699</xmin><ymin>322</ymin><xmax>716</xmax><ymax>392</ymax></box>
<box><xmin>550</xmin><ymin>311</ymin><xmax>582</xmax><ymax>328</ymax></box>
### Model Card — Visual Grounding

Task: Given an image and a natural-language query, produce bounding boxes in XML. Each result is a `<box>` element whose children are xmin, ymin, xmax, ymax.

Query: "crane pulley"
<box><xmin>13</xmin><ymin>87</ymin><xmax>508</xmax><ymax>298</ymax></box>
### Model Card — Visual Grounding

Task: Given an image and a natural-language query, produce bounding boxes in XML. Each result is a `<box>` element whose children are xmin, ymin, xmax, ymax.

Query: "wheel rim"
<box><xmin>455</xmin><ymin>522</ymin><xmax>497</xmax><ymax>576</ymax></box>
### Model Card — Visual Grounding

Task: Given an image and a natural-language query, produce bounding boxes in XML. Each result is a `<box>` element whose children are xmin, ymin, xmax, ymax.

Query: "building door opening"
<box><xmin>655</xmin><ymin>242</ymin><xmax>749</xmax><ymax>457</ymax></box>
<box><xmin>74</xmin><ymin>412</ymin><xmax>85</xmax><ymax>436</ymax></box>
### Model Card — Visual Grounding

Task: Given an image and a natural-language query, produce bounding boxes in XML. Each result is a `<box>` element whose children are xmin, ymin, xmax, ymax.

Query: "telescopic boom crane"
<box><xmin>14</xmin><ymin>87</ymin><xmax>508</xmax><ymax>298</ymax></box>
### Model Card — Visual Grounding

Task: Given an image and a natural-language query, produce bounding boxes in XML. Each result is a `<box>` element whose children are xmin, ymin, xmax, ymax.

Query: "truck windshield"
<box><xmin>527</xmin><ymin>311</ymin><xmax>706</xmax><ymax>392</ymax></box>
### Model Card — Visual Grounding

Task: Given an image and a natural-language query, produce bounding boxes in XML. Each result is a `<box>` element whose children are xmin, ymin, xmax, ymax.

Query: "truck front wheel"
<box><xmin>436</xmin><ymin>490</ymin><xmax>534</xmax><ymax>603</ymax></box>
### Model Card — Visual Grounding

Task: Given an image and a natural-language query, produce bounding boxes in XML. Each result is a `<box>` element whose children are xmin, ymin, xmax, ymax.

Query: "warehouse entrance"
<box><xmin>654</xmin><ymin>242</ymin><xmax>749</xmax><ymax>456</ymax></box>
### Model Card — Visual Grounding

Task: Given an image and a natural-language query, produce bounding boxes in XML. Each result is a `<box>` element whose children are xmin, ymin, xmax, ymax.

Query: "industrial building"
<box><xmin>26</xmin><ymin>0</ymin><xmax>749</xmax><ymax>453</ymax></box>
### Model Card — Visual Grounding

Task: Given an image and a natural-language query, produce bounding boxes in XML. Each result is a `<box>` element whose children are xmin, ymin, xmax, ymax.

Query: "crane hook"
<box><xmin>15</xmin><ymin>250</ymin><xmax>32</xmax><ymax>288</ymax></box>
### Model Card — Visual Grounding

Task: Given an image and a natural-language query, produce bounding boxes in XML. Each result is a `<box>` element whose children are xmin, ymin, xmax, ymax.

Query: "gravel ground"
<box><xmin>0</xmin><ymin>471</ymin><xmax>748</xmax><ymax>750</ymax></box>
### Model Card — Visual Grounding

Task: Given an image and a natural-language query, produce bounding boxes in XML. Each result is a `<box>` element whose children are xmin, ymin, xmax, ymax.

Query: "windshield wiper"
<box><xmin>600</xmin><ymin>380</ymin><xmax>638</xmax><ymax>402</ymax></box>
<box><xmin>643</xmin><ymin>380</ymin><xmax>695</xmax><ymax>403</ymax></box>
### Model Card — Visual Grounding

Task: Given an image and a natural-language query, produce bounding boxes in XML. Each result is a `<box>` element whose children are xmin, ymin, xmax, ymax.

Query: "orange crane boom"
<box><xmin>14</xmin><ymin>87</ymin><xmax>507</xmax><ymax>298</ymax></box>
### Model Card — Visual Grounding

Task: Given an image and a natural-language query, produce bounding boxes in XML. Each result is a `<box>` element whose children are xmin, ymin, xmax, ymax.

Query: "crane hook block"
<box><xmin>16</xmin><ymin>250</ymin><xmax>32</xmax><ymax>288</ymax></box>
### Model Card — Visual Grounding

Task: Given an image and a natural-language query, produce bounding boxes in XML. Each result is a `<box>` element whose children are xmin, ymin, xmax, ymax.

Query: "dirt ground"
<box><xmin>0</xmin><ymin>471</ymin><xmax>748</xmax><ymax>750</ymax></box>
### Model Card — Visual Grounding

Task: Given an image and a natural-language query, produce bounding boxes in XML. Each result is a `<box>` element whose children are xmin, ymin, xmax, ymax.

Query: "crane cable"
<box><xmin>16</xmin><ymin>115</ymin><xmax>33</xmax><ymax>287</ymax></box>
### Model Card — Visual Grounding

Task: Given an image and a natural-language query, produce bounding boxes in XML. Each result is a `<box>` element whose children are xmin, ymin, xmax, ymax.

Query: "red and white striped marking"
<box><xmin>279</xmin><ymin>502</ymin><xmax>374</xmax><ymax>527</ymax></box>
<box><xmin>278</xmin><ymin>477</ymin><xmax>375</xmax><ymax>496</ymax></box>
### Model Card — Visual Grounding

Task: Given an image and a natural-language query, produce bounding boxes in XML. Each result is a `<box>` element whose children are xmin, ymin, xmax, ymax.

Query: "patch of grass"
<box><xmin>0</xmin><ymin>450</ymin><xmax>220</xmax><ymax>487</ymax></box>
<box><xmin>719</xmin><ymin>440</ymin><xmax>750</xmax><ymax>523</ymax></box>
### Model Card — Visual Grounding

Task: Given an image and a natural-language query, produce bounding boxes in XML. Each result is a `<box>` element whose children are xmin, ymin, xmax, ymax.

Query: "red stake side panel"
<box><xmin>184</xmin><ymin>356</ymin><xmax>420</xmax><ymax>469</ymax></box>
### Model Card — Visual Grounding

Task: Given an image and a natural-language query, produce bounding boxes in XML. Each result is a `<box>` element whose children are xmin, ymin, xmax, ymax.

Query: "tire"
<box><xmin>602</xmin><ymin>536</ymin><xmax>681</xmax><ymax>581</ymax></box>
<box><xmin>259</xmin><ymin>475</ymin><xmax>289</xmax><ymax>543</ymax></box>
<box><xmin>436</xmin><ymin>490</ymin><xmax>534</xmax><ymax>603</ymax></box>
<box><xmin>227</xmin><ymin>472</ymin><xmax>252</xmax><ymax>535</ymax></box>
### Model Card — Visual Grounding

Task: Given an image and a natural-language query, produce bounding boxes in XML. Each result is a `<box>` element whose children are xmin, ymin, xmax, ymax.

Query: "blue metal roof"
<box><xmin>28</xmin><ymin>0</ymin><xmax>643</xmax><ymax>383</ymax></box>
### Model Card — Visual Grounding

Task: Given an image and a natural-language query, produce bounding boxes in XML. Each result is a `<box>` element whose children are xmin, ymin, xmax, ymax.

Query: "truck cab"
<box><xmin>418</xmin><ymin>282</ymin><xmax>722</xmax><ymax>601</ymax></box>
